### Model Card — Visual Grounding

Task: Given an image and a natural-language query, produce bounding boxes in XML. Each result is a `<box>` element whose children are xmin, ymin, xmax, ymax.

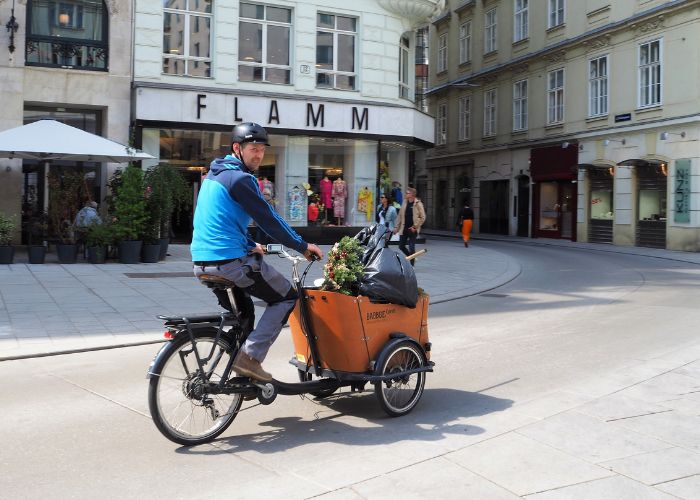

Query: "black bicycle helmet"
<box><xmin>231</xmin><ymin>122</ymin><xmax>270</xmax><ymax>146</ymax></box>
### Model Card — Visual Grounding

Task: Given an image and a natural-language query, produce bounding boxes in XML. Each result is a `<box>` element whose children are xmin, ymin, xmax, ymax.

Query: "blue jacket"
<box><xmin>191</xmin><ymin>155</ymin><xmax>307</xmax><ymax>261</ymax></box>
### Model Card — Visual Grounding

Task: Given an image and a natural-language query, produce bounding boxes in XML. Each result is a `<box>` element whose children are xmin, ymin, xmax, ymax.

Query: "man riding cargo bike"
<box><xmin>147</xmin><ymin>123</ymin><xmax>433</xmax><ymax>446</ymax></box>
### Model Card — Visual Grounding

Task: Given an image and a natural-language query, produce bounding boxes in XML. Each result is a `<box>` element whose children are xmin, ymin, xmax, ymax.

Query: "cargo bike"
<box><xmin>147</xmin><ymin>243</ymin><xmax>433</xmax><ymax>446</ymax></box>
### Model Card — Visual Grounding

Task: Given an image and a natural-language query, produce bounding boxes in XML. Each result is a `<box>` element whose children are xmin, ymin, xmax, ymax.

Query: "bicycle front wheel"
<box><xmin>148</xmin><ymin>331</ymin><xmax>243</xmax><ymax>445</ymax></box>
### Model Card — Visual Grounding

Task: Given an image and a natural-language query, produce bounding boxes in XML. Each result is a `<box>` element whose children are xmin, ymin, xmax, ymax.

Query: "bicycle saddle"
<box><xmin>197</xmin><ymin>273</ymin><xmax>236</xmax><ymax>289</ymax></box>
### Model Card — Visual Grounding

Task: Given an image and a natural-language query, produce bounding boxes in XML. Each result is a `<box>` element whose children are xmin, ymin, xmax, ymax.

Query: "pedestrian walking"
<box><xmin>457</xmin><ymin>202</ymin><xmax>474</xmax><ymax>247</ymax></box>
<box><xmin>393</xmin><ymin>187</ymin><xmax>425</xmax><ymax>265</ymax></box>
<box><xmin>375</xmin><ymin>193</ymin><xmax>397</xmax><ymax>231</ymax></box>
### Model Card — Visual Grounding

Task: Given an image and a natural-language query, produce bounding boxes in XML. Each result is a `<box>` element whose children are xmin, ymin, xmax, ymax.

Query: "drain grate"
<box><xmin>480</xmin><ymin>293</ymin><xmax>508</xmax><ymax>298</ymax></box>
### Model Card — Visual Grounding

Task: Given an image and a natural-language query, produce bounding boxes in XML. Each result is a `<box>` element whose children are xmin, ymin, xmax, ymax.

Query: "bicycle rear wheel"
<box><xmin>148</xmin><ymin>331</ymin><xmax>243</xmax><ymax>445</ymax></box>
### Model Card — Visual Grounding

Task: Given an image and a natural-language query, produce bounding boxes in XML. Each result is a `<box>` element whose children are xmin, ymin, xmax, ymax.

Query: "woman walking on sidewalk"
<box><xmin>457</xmin><ymin>202</ymin><xmax>474</xmax><ymax>247</ymax></box>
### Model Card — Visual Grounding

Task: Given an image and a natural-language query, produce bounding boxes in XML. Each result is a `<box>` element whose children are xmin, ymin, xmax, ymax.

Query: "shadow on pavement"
<box><xmin>176</xmin><ymin>388</ymin><xmax>513</xmax><ymax>455</ymax></box>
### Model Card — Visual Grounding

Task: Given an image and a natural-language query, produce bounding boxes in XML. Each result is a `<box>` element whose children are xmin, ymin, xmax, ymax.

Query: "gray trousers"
<box><xmin>194</xmin><ymin>253</ymin><xmax>298</xmax><ymax>362</ymax></box>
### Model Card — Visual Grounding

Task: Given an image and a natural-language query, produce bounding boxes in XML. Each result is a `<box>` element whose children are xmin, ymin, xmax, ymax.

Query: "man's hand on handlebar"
<box><xmin>303</xmin><ymin>243</ymin><xmax>323</xmax><ymax>261</ymax></box>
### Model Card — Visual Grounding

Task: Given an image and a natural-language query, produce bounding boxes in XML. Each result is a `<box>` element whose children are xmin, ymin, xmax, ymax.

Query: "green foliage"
<box><xmin>48</xmin><ymin>170</ymin><xmax>87</xmax><ymax>244</ymax></box>
<box><xmin>379</xmin><ymin>161</ymin><xmax>391</xmax><ymax>199</ymax></box>
<box><xmin>85</xmin><ymin>221</ymin><xmax>114</xmax><ymax>248</ymax></box>
<box><xmin>112</xmin><ymin>165</ymin><xmax>148</xmax><ymax>241</ymax></box>
<box><xmin>144</xmin><ymin>163</ymin><xmax>191</xmax><ymax>240</ymax></box>
<box><xmin>25</xmin><ymin>211</ymin><xmax>48</xmax><ymax>245</ymax></box>
<box><xmin>0</xmin><ymin>212</ymin><xmax>17</xmax><ymax>246</ymax></box>
<box><xmin>321</xmin><ymin>236</ymin><xmax>365</xmax><ymax>295</ymax></box>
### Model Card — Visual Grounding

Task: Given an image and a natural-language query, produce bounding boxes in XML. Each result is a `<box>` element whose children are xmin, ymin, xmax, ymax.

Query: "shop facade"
<box><xmin>132</xmin><ymin>0</ymin><xmax>439</xmax><ymax>241</ymax></box>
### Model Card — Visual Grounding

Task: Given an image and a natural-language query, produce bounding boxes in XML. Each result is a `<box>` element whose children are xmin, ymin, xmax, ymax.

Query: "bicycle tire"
<box><xmin>148</xmin><ymin>329</ymin><xmax>243</xmax><ymax>445</ymax></box>
<box><xmin>374</xmin><ymin>340</ymin><xmax>427</xmax><ymax>417</ymax></box>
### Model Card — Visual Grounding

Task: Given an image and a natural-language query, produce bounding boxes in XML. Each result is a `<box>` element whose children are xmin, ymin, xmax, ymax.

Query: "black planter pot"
<box><xmin>28</xmin><ymin>245</ymin><xmax>47</xmax><ymax>264</ymax></box>
<box><xmin>118</xmin><ymin>240</ymin><xmax>142</xmax><ymax>264</ymax></box>
<box><xmin>158</xmin><ymin>238</ymin><xmax>169</xmax><ymax>261</ymax></box>
<box><xmin>141</xmin><ymin>243</ymin><xmax>161</xmax><ymax>263</ymax></box>
<box><xmin>87</xmin><ymin>246</ymin><xmax>107</xmax><ymax>264</ymax></box>
<box><xmin>56</xmin><ymin>243</ymin><xmax>78</xmax><ymax>264</ymax></box>
<box><xmin>0</xmin><ymin>245</ymin><xmax>14</xmax><ymax>264</ymax></box>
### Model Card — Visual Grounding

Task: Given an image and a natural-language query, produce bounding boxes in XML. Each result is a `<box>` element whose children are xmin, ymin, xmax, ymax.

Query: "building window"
<box><xmin>162</xmin><ymin>0</ymin><xmax>212</xmax><ymax>77</ymax></box>
<box><xmin>483</xmin><ymin>89</ymin><xmax>497</xmax><ymax>137</ymax></box>
<box><xmin>513</xmin><ymin>79</ymin><xmax>528</xmax><ymax>131</ymax></box>
<box><xmin>589</xmin><ymin>55</ymin><xmax>608</xmax><ymax>117</ymax></box>
<box><xmin>399</xmin><ymin>36</ymin><xmax>410</xmax><ymax>99</ymax></box>
<box><xmin>436</xmin><ymin>102</ymin><xmax>447</xmax><ymax>145</ymax></box>
<box><xmin>484</xmin><ymin>8</ymin><xmax>497</xmax><ymax>54</ymax></box>
<box><xmin>514</xmin><ymin>0</ymin><xmax>528</xmax><ymax>42</ymax></box>
<box><xmin>316</xmin><ymin>13</ymin><xmax>357</xmax><ymax>90</ymax></box>
<box><xmin>437</xmin><ymin>32</ymin><xmax>448</xmax><ymax>73</ymax></box>
<box><xmin>238</xmin><ymin>2</ymin><xmax>292</xmax><ymax>84</ymax></box>
<box><xmin>548</xmin><ymin>0</ymin><xmax>565</xmax><ymax>29</ymax></box>
<box><xmin>639</xmin><ymin>39</ymin><xmax>662</xmax><ymax>108</ymax></box>
<box><xmin>547</xmin><ymin>68</ymin><xmax>564</xmax><ymax>124</ymax></box>
<box><xmin>459</xmin><ymin>21</ymin><xmax>471</xmax><ymax>64</ymax></box>
<box><xmin>458</xmin><ymin>96</ymin><xmax>471</xmax><ymax>141</ymax></box>
<box><xmin>25</xmin><ymin>0</ymin><xmax>109</xmax><ymax>70</ymax></box>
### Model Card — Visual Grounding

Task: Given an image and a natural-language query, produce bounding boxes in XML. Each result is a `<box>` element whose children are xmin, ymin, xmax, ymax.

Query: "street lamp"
<box><xmin>5</xmin><ymin>0</ymin><xmax>19</xmax><ymax>54</ymax></box>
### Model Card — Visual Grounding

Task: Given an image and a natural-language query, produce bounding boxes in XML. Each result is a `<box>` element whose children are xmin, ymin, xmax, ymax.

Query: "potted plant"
<box><xmin>85</xmin><ymin>220</ymin><xmax>113</xmax><ymax>264</ymax></box>
<box><xmin>111</xmin><ymin>164</ymin><xmax>148</xmax><ymax>264</ymax></box>
<box><xmin>144</xmin><ymin>164</ymin><xmax>191</xmax><ymax>260</ymax></box>
<box><xmin>48</xmin><ymin>171</ymin><xmax>85</xmax><ymax>264</ymax></box>
<box><xmin>140</xmin><ymin>212</ymin><xmax>161</xmax><ymax>263</ymax></box>
<box><xmin>25</xmin><ymin>210</ymin><xmax>49</xmax><ymax>264</ymax></box>
<box><xmin>0</xmin><ymin>212</ymin><xmax>17</xmax><ymax>264</ymax></box>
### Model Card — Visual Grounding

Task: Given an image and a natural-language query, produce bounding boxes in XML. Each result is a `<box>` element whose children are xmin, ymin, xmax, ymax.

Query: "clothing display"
<box><xmin>319</xmin><ymin>177</ymin><xmax>332</xmax><ymax>208</ymax></box>
<box><xmin>261</xmin><ymin>178</ymin><xmax>274</xmax><ymax>198</ymax></box>
<box><xmin>392</xmin><ymin>185</ymin><xmax>403</xmax><ymax>205</ymax></box>
<box><xmin>288</xmin><ymin>186</ymin><xmax>304</xmax><ymax>221</ymax></box>
<box><xmin>308</xmin><ymin>202</ymin><xmax>319</xmax><ymax>223</ymax></box>
<box><xmin>357</xmin><ymin>187</ymin><xmax>373</xmax><ymax>221</ymax></box>
<box><xmin>332</xmin><ymin>178</ymin><xmax>347</xmax><ymax>218</ymax></box>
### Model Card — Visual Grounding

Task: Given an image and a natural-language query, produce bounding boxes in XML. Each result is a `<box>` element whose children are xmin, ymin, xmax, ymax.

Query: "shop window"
<box><xmin>162</xmin><ymin>0</ymin><xmax>212</xmax><ymax>77</ymax></box>
<box><xmin>639</xmin><ymin>190</ymin><xmax>666</xmax><ymax>221</ymax></box>
<box><xmin>590</xmin><ymin>189</ymin><xmax>613</xmax><ymax>219</ymax></box>
<box><xmin>25</xmin><ymin>0</ymin><xmax>109</xmax><ymax>70</ymax></box>
<box><xmin>539</xmin><ymin>181</ymin><xmax>558</xmax><ymax>231</ymax></box>
<box><xmin>239</xmin><ymin>2</ymin><xmax>292</xmax><ymax>84</ymax></box>
<box><xmin>316</xmin><ymin>13</ymin><xmax>357</xmax><ymax>90</ymax></box>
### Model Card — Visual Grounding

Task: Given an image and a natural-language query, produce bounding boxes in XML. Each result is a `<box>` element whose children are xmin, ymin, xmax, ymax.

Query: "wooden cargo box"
<box><xmin>289</xmin><ymin>289</ymin><xmax>430</xmax><ymax>373</ymax></box>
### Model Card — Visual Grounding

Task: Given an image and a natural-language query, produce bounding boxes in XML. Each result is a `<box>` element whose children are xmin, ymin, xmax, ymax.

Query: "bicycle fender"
<box><xmin>146</xmin><ymin>340</ymin><xmax>176</xmax><ymax>379</ymax></box>
<box><xmin>372</xmin><ymin>334</ymin><xmax>424</xmax><ymax>376</ymax></box>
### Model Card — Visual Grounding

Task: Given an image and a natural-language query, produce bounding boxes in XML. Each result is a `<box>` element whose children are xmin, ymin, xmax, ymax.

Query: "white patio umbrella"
<box><xmin>0</xmin><ymin>119</ymin><xmax>153</xmax><ymax>162</ymax></box>
<box><xmin>0</xmin><ymin>119</ymin><xmax>154</xmax><ymax>213</ymax></box>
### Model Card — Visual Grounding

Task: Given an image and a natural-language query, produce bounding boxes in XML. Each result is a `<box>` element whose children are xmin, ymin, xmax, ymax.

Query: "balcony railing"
<box><xmin>25</xmin><ymin>35</ymin><xmax>108</xmax><ymax>71</ymax></box>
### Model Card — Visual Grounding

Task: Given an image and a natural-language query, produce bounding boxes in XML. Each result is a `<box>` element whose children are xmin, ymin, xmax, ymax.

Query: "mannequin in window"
<box><xmin>391</xmin><ymin>181</ymin><xmax>403</xmax><ymax>206</ymax></box>
<box><xmin>332</xmin><ymin>176</ymin><xmax>347</xmax><ymax>225</ymax></box>
<box><xmin>319</xmin><ymin>175</ymin><xmax>332</xmax><ymax>222</ymax></box>
<box><xmin>357</xmin><ymin>186</ymin><xmax>373</xmax><ymax>222</ymax></box>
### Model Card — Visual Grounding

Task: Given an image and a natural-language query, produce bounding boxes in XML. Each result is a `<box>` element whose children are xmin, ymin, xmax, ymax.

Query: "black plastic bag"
<box><xmin>354</xmin><ymin>224</ymin><xmax>418</xmax><ymax>308</ymax></box>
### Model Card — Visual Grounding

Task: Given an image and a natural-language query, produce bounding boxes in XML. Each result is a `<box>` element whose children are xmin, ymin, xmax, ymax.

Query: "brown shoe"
<box><xmin>232</xmin><ymin>351</ymin><xmax>273</xmax><ymax>382</ymax></box>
